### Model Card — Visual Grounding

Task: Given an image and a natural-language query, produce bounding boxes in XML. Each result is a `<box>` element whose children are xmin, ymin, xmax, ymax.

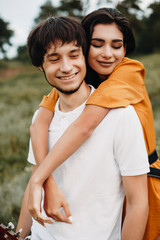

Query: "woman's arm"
<box><xmin>28</xmin><ymin>104</ymin><xmax>109</xmax><ymax>222</ymax></box>
<box><xmin>30</xmin><ymin>107</ymin><xmax>72</xmax><ymax>223</ymax></box>
<box><xmin>34</xmin><ymin>104</ymin><xmax>109</xmax><ymax>181</ymax></box>
<box><xmin>16</xmin><ymin>166</ymin><xmax>47</xmax><ymax>238</ymax></box>
<box><xmin>30</xmin><ymin>107</ymin><xmax>53</xmax><ymax>165</ymax></box>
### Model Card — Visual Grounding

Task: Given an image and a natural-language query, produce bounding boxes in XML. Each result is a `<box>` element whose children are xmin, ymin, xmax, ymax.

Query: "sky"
<box><xmin>0</xmin><ymin>0</ymin><xmax>153</xmax><ymax>58</ymax></box>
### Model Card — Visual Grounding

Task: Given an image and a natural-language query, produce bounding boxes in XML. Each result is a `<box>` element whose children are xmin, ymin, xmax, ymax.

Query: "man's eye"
<box><xmin>71</xmin><ymin>54</ymin><xmax>79</xmax><ymax>58</ymax></box>
<box><xmin>50</xmin><ymin>58</ymin><xmax>59</xmax><ymax>62</ymax></box>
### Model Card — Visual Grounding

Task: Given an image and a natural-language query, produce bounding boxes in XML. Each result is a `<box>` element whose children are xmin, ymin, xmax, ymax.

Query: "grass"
<box><xmin>0</xmin><ymin>61</ymin><xmax>52</xmax><ymax>226</ymax></box>
<box><xmin>0</xmin><ymin>53</ymin><xmax>160</xmax><ymax>227</ymax></box>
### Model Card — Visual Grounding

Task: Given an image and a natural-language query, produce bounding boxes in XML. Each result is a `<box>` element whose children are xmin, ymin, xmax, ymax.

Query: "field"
<box><xmin>0</xmin><ymin>53</ymin><xmax>160</xmax><ymax>227</ymax></box>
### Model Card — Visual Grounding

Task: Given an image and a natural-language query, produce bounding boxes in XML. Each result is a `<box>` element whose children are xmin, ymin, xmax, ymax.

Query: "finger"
<box><xmin>29</xmin><ymin>205</ymin><xmax>53</xmax><ymax>224</ymax></box>
<box><xmin>35</xmin><ymin>219</ymin><xmax>45</xmax><ymax>227</ymax></box>
<box><xmin>63</xmin><ymin>203</ymin><xmax>72</xmax><ymax>218</ymax></box>
<box><xmin>33</xmin><ymin>211</ymin><xmax>53</xmax><ymax>224</ymax></box>
<box><xmin>52</xmin><ymin>211</ymin><xmax>72</xmax><ymax>224</ymax></box>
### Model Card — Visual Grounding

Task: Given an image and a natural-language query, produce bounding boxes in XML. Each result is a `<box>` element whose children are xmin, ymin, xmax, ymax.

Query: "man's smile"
<box><xmin>57</xmin><ymin>72</ymin><xmax>78</xmax><ymax>81</ymax></box>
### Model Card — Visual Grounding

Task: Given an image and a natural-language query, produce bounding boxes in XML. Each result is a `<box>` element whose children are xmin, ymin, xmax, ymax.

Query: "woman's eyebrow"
<box><xmin>91</xmin><ymin>38</ymin><xmax>104</xmax><ymax>42</ymax></box>
<box><xmin>112</xmin><ymin>39</ymin><xmax>123</xmax><ymax>43</ymax></box>
<box><xmin>91</xmin><ymin>38</ymin><xmax>123</xmax><ymax>43</ymax></box>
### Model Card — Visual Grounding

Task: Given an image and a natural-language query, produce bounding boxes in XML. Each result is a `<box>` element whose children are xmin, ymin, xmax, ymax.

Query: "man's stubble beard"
<box><xmin>43</xmin><ymin>70</ymin><xmax>84</xmax><ymax>95</ymax></box>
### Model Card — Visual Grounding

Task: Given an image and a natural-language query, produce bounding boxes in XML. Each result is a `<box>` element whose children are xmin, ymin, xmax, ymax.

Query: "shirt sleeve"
<box><xmin>114</xmin><ymin>106</ymin><xmax>149</xmax><ymax>176</ymax></box>
<box><xmin>27</xmin><ymin>110</ymin><xmax>39</xmax><ymax>165</ymax></box>
<box><xmin>39</xmin><ymin>88</ymin><xmax>59</xmax><ymax>112</ymax></box>
<box><xmin>86</xmin><ymin>57</ymin><xmax>145</xmax><ymax>108</ymax></box>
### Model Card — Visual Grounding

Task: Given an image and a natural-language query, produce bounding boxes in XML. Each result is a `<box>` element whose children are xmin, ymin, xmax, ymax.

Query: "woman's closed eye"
<box><xmin>112</xmin><ymin>45</ymin><xmax>123</xmax><ymax>49</ymax></box>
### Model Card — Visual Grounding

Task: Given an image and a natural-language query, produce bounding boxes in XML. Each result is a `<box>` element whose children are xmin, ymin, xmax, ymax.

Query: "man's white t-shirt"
<box><xmin>28</xmin><ymin>86</ymin><xmax>149</xmax><ymax>240</ymax></box>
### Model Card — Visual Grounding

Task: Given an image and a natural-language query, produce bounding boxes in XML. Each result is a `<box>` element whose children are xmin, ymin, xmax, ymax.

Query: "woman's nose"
<box><xmin>101</xmin><ymin>45</ymin><xmax>112</xmax><ymax>59</ymax></box>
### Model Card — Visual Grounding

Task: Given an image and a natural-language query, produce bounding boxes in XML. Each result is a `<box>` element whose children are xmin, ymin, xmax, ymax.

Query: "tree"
<box><xmin>58</xmin><ymin>0</ymin><xmax>83</xmax><ymax>19</ymax></box>
<box><xmin>116</xmin><ymin>0</ymin><xmax>145</xmax><ymax>53</ymax></box>
<box><xmin>34</xmin><ymin>0</ymin><xmax>85</xmax><ymax>24</ymax></box>
<box><xmin>137</xmin><ymin>1</ymin><xmax>160</xmax><ymax>53</ymax></box>
<box><xmin>0</xmin><ymin>17</ymin><xmax>14</xmax><ymax>58</ymax></box>
<box><xmin>16</xmin><ymin>45</ymin><xmax>30</xmax><ymax>63</ymax></box>
<box><xmin>34</xmin><ymin>0</ymin><xmax>58</xmax><ymax>24</ymax></box>
<box><xmin>147</xmin><ymin>2</ymin><xmax>160</xmax><ymax>51</ymax></box>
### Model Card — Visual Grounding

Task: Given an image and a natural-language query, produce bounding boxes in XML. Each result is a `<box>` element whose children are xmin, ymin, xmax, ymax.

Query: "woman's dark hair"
<box><xmin>82</xmin><ymin>8</ymin><xmax>135</xmax><ymax>56</ymax></box>
<box><xmin>27</xmin><ymin>16</ymin><xmax>87</xmax><ymax>67</ymax></box>
<box><xmin>81</xmin><ymin>8</ymin><xmax>135</xmax><ymax>87</ymax></box>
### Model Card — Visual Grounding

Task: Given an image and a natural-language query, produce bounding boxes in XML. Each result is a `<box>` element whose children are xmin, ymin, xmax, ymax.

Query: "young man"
<box><xmin>17</xmin><ymin>16</ymin><xmax>149</xmax><ymax>239</ymax></box>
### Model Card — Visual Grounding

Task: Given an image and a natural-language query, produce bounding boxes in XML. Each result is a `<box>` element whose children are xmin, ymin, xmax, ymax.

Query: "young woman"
<box><xmin>28</xmin><ymin>8</ymin><xmax>160</xmax><ymax>240</ymax></box>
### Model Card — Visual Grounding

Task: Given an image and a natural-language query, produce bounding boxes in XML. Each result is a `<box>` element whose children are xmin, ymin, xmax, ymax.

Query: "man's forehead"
<box><xmin>47</xmin><ymin>40</ymin><xmax>81</xmax><ymax>53</ymax></box>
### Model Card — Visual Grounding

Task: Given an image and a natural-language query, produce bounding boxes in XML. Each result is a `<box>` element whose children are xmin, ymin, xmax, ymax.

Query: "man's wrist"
<box><xmin>43</xmin><ymin>175</ymin><xmax>57</xmax><ymax>188</ymax></box>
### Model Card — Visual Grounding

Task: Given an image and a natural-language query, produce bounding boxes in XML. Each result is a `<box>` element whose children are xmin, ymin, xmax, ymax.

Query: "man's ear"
<box><xmin>39</xmin><ymin>66</ymin><xmax>43</xmax><ymax>72</ymax></box>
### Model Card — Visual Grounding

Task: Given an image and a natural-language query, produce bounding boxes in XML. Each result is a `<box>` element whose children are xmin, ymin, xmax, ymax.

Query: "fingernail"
<box><xmin>68</xmin><ymin>216</ymin><xmax>73</xmax><ymax>223</ymax></box>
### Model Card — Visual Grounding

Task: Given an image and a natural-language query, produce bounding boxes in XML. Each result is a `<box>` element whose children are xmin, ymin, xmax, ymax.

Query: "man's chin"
<box><xmin>56</xmin><ymin>81</ymin><xmax>84</xmax><ymax>95</ymax></box>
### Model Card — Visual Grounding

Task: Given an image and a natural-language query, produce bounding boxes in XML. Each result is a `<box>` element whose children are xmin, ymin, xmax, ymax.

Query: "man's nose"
<box><xmin>60</xmin><ymin>58</ymin><xmax>72</xmax><ymax>73</ymax></box>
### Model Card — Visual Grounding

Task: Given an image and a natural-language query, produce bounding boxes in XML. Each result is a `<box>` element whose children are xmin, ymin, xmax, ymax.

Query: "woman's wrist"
<box><xmin>30</xmin><ymin>171</ymin><xmax>43</xmax><ymax>186</ymax></box>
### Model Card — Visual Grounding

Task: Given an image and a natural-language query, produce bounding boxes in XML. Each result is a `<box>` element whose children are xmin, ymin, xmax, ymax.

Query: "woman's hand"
<box><xmin>28</xmin><ymin>173</ymin><xmax>53</xmax><ymax>227</ymax></box>
<box><xmin>43</xmin><ymin>176</ymin><xmax>72</xmax><ymax>223</ymax></box>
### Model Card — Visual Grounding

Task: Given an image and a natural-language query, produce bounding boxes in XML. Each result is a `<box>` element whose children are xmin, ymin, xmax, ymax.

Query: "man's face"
<box><xmin>41</xmin><ymin>41</ymin><xmax>86</xmax><ymax>94</ymax></box>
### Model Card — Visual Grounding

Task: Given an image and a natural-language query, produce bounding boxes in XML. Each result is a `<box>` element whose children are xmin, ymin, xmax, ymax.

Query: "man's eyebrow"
<box><xmin>70</xmin><ymin>48</ymin><xmax>81</xmax><ymax>53</ymax></box>
<box><xmin>47</xmin><ymin>52</ymin><xmax>58</xmax><ymax>58</ymax></box>
<box><xmin>46</xmin><ymin>47</ymin><xmax>81</xmax><ymax>58</ymax></box>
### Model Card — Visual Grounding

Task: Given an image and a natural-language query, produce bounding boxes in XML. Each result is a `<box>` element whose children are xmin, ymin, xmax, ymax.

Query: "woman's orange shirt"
<box><xmin>40</xmin><ymin>57</ymin><xmax>156</xmax><ymax>155</ymax></box>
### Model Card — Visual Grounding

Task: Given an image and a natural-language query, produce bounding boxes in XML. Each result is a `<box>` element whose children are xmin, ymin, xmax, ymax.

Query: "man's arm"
<box><xmin>16</xmin><ymin>182</ymin><xmax>32</xmax><ymax>239</ymax></box>
<box><xmin>121</xmin><ymin>174</ymin><xmax>148</xmax><ymax>240</ymax></box>
<box><xmin>16</xmin><ymin>166</ymin><xmax>36</xmax><ymax>238</ymax></box>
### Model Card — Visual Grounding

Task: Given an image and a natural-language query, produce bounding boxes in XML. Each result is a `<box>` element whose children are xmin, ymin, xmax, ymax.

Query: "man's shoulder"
<box><xmin>31</xmin><ymin>109</ymin><xmax>39</xmax><ymax>123</ymax></box>
<box><xmin>110</xmin><ymin>105</ymin><xmax>137</xmax><ymax>119</ymax></box>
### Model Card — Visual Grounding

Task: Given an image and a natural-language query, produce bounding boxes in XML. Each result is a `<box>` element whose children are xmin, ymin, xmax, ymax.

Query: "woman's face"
<box><xmin>88</xmin><ymin>23</ymin><xmax>126</xmax><ymax>80</ymax></box>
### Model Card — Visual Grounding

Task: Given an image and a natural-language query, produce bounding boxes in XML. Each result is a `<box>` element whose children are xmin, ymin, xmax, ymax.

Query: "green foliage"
<box><xmin>136</xmin><ymin>53</ymin><xmax>160</xmax><ymax>154</ymax></box>
<box><xmin>0</xmin><ymin>60</ymin><xmax>52</xmax><ymax>225</ymax></box>
<box><xmin>116</xmin><ymin>0</ymin><xmax>144</xmax><ymax>53</ymax></box>
<box><xmin>34</xmin><ymin>0</ymin><xmax>84</xmax><ymax>24</ymax></box>
<box><xmin>34</xmin><ymin>0</ymin><xmax>58</xmax><ymax>24</ymax></box>
<box><xmin>16</xmin><ymin>45</ymin><xmax>30</xmax><ymax>63</ymax></box>
<box><xmin>58</xmin><ymin>0</ymin><xmax>83</xmax><ymax>19</ymax></box>
<box><xmin>0</xmin><ymin>54</ymin><xmax>160</xmax><ymax>226</ymax></box>
<box><xmin>116</xmin><ymin>0</ymin><xmax>160</xmax><ymax>54</ymax></box>
<box><xmin>0</xmin><ymin>17</ymin><xmax>14</xmax><ymax>57</ymax></box>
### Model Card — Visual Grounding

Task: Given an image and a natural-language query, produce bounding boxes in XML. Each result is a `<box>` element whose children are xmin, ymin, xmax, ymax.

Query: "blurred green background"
<box><xmin>0</xmin><ymin>0</ymin><xmax>160</xmax><ymax>229</ymax></box>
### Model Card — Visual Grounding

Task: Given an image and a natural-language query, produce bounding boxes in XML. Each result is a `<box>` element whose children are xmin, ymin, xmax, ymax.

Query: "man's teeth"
<box><xmin>59</xmin><ymin>73</ymin><xmax>76</xmax><ymax>80</ymax></box>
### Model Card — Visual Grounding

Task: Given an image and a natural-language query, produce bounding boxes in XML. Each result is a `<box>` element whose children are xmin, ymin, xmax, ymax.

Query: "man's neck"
<box><xmin>58</xmin><ymin>82</ymin><xmax>91</xmax><ymax>112</ymax></box>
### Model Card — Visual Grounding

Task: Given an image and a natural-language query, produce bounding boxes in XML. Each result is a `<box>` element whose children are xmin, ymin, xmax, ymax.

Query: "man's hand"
<box><xmin>43</xmin><ymin>176</ymin><xmax>72</xmax><ymax>224</ymax></box>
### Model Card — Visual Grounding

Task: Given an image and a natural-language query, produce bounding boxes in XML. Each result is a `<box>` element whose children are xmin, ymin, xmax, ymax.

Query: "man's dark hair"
<box><xmin>27</xmin><ymin>16</ymin><xmax>87</xmax><ymax>67</ymax></box>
